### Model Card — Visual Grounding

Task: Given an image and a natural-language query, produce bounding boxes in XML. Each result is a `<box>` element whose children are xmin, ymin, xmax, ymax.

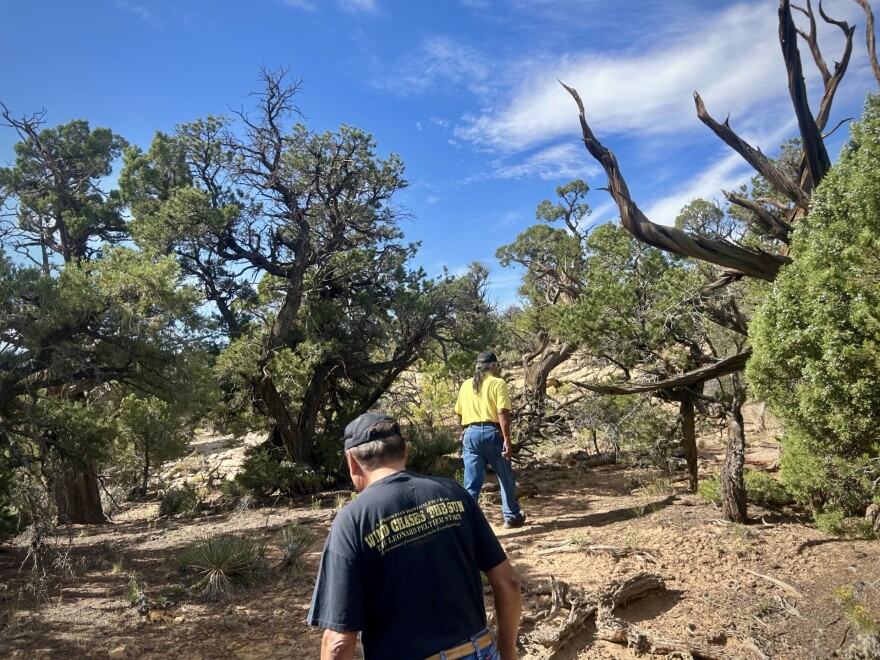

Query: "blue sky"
<box><xmin>1</xmin><ymin>0</ymin><xmax>876</xmax><ymax>307</ymax></box>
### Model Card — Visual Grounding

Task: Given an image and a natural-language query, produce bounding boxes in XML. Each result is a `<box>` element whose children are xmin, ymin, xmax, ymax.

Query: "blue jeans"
<box><xmin>462</xmin><ymin>424</ymin><xmax>521</xmax><ymax>522</ymax></box>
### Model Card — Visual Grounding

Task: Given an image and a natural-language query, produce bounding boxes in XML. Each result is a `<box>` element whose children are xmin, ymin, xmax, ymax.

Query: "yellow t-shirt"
<box><xmin>454</xmin><ymin>375</ymin><xmax>512</xmax><ymax>426</ymax></box>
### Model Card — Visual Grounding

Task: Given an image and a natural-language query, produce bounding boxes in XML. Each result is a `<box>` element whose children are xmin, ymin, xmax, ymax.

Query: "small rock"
<box><xmin>108</xmin><ymin>646</ymin><xmax>128</xmax><ymax>659</ymax></box>
<box><xmin>708</xmin><ymin>632</ymin><xmax>728</xmax><ymax>645</ymax></box>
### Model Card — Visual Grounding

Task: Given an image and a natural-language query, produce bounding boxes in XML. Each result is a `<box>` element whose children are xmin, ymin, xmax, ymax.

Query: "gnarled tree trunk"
<box><xmin>721</xmin><ymin>384</ymin><xmax>748</xmax><ymax>523</ymax></box>
<box><xmin>52</xmin><ymin>460</ymin><xmax>108</xmax><ymax>524</ymax></box>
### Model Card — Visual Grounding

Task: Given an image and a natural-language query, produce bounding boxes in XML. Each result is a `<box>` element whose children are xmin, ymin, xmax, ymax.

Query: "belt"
<box><xmin>465</xmin><ymin>421</ymin><xmax>500</xmax><ymax>428</ymax></box>
<box><xmin>425</xmin><ymin>631</ymin><xmax>493</xmax><ymax>660</ymax></box>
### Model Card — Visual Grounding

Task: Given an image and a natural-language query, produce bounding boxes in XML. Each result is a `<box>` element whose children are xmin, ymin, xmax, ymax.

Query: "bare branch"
<box><xmin>569</xmin><ymin>350</ymin><xmax>751</xmax><ymax>396</ymax></box>
<box><xmin>724</xmin><ymin>190</ymin><xmax>792</xmax><ymax>243</ymax></box>
<box><xmin>780</xmin><ymin>0</ymin><xmax>834</xmax><ymax>191</ymax></box>
<box><xmin>854</xmin><ymin>0</ymin><xmax>880</xmax><ymax>85</ymax></box>
<box><xmin>793</xmin><ymin>1</ymin><xmax>832</xmax><ymax>83</ymax></box>
<box><xmin>561</xmin><ymin>81</ymin><xmax>788</xmax><ymax>281</ymax></box>
<box><xmin>694</xmin><ymin>92</ymin><xmax>810</xmax><ymax>210</ymax></box>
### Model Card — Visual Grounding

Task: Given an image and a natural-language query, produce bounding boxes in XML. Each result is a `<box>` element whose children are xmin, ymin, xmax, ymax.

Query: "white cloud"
<box><xmin>454</xmin><ymin>3</ymin><xmax>789</xmax><ymax>151</ymax></box>
<box><xmin>640</xmin><ymin>113</ymin><xmax>800</xmax><ymax>225</ymax></box>
<box><xmin>490</xmin><ymin>142</ymin><xmax>600</xmax><ymax>181</ymax></box>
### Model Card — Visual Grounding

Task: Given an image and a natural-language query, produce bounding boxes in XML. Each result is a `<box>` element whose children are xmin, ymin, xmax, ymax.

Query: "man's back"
<box><xmin>308</xmin><ymin>470</ymin><xmax>506</xmax><ymax>659</ymax></box>
<box><xmin>455</xmin><ymin>374</ymin><xmax>511</xmax><ymax>426</ymax></box>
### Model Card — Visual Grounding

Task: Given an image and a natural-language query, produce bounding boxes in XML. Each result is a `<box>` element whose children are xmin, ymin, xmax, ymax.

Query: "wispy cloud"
<box><xmin>455</xmin><ymin>3</ymin><xmax>788</xmax><ymax>152</ymax></box>
<box><xmin>114</xmin><ymin>1</ymin><xmax>152</xmax><ymax>21</ymax></box>
<box><xmin>490</xmin><ymin>143</ymin><xmax>600</xmax><ymax>181</ymax></box>
<box><xmin>338</xmin><ymin>0</ymin><xmax>378</xmax><ymax>14</ymax></box>
<box><xmin>640</xmin><ymin>115</ymin><xmax>799</xmax><ymax>225</ymax></box>
<box><xmin>282</xmin><ymin>0</ymin><xmax>317</xmax><ymax>10</ymax></box>
<box><xmin>372</xmin><ymin>37</ymin><xmax>492</xmax><ymax>95</ymax></box>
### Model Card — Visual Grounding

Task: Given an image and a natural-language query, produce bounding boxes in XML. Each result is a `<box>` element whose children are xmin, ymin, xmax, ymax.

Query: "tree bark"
<box><xmin>721</xmin><ymin>387</ymin><xmax>748</xmax><ymax>523</ymax></box>
<box><xmin>525</xmin><ymin>341</ymin><xmax>577</xmax><ymax>400</ymax></box>
<box><xmin>258</xmin><ymin>376</ymin><xmax>315</xmax><ymax>465</ymax></box>
<box><xmin>679</xmin><ymin>397</ymin><xmax>698</xmax><ymax>492</ymax></box>
<box><xmin>52</xmin><ymin>460</ymin><xmax>109</xmax><ymax>524</ymax></box>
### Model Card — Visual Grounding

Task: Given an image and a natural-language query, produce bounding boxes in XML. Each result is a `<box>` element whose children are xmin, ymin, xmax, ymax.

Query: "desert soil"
<box><xmin>2</xmin><ymin>425</ymin><xmax>879</xmax><ymax>660</ymax></box>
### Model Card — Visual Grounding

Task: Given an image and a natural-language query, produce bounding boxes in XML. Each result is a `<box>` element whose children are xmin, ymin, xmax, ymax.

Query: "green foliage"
<box><xmin>699</xmin><ymin>471</ymin><xmax>793</xmax><ymax>509</ymax></box>
<box><xmin>125</xmin><ymin>574</ymin><xmax>144</xmax><ymax>606</ymax></box>
<box><xmin>815</xmin><ymin>508</ymin><xmax>878</xmax><ymax>540</ymax></box>
<box><xmin>159</xmin><ymin>486</ymin><xmax>199</xmax><ymax>518</ymax></box>
<box><xmin>405</xmin><ymin>425</ymin><xmax>460</xmax><ymax>477</ymax></box>
<box><xmin>119</xmin><ymin>74</ymin><xmax>493</xmax><ymax>467</ymax></box>
<box><xmin>576</xmin><ymin>393</ymin><xmax>675</xmax><ymax>459</ymax></box>
<box><xmin>179</xmin><ymin>533</ymin><xmax>266</xmax><ymax>599</ymax></box>
<box><xmin>278</xmin><ymin>523</ymin><xmax>317</xmax><ymax>573</ymax></box>
<box><xmin>748</xmin><ymin>94</ymin><xmax>880</xmax><ymax>511</ymax></box>
<box><xmin>115</xmin><ymin>395</ymin><xmax>189</xmax><ymax>493</ymax></box>
<box><xmin>697</xmin><ymin>475</ymin><xmax>722</xmax><ymax>505</ymax></box>
<box><xmin>233</xmin><ymin>446</ymin><xmax>322</xmax><ymax>500</ymax></box>
<box><xmin>743</xmin><ymin>470</ymin><xmax>793</xmax><ymax>508</ymax></box>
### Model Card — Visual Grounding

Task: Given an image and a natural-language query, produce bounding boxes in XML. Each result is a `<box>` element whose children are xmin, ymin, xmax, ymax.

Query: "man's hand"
<box><xmin>321</xmin><ymin>629</ymin><xmax>357</xmax><ymax>660</ymax></box>
<box><xmin>486</xmin><ymin>560</ymin><xmax>522</xmax><ymax>659</ymax></box>
<box><xmin>498</xmin><ymin>409</ymin><xmax>513</xmax><ymax>459</ymax></box>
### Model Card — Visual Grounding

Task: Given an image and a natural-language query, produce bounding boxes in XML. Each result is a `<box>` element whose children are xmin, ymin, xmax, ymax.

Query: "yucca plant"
<box><xmin>179</xmin><ymin>533</ymin><xmax>266</xmax><ymax>599</ymax></box>
<box><xmin>278</xmin><ymin>523</ymin><xmax>316</xmax><ymax>574</ymax></box>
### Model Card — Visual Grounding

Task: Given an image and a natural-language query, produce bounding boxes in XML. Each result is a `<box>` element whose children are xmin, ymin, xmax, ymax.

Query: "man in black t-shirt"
<box><xmin>307</xmin><ymin>413</ymin><xmax>522</xmax><ymax>660</ymax></box>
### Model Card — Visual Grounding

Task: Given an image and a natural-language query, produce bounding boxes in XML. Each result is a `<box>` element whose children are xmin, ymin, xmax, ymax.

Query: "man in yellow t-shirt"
<box><xmin>454</xmin><ymin>351</ymin><xmax>526</xmax><ymax>529</ymax></box>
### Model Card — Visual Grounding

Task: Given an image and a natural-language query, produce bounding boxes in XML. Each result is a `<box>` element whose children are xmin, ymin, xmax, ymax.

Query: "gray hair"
<box><xmin>347</xmin><ymin>421</ymin><xmax>406</xmax><ymax>469</ymax></box>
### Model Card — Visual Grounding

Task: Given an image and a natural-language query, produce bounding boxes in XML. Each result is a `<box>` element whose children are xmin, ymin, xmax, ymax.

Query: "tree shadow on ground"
<box><xmin>503</xmin><ymin>495</ymin><xmax>679</xmax><ymax>538</ymax></box>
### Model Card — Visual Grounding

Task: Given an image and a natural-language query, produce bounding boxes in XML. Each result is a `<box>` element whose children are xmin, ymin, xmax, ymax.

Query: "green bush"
<box><xmin>699</xmin><ymin>471</ymin><xmax>793</xmax><ymax>510</ymax></box>
<box><xmin>159</xmin><ymin>485</ymin><xmax>198</xmax><ymax>517</ymax></box>
<box><xmin>278</xmin><ymin>523</ymin><xmax>316</xmax><ymax>573</ymax></box>
<box><xmin>747</xmin><ymin>93</ymin><xmax>880</xmax><ymax>515</ymax></box>
<box><xmin>779</xmin><ymin>431</ymin><xmax>875</xmax><ymax>513</ymax></box>
<box><xmin>815</xmin><ymin>508</ymin><xmax>879</xmax><ymax>540</ymax></box>
<box><xmin>234</xmin><ymin>446</ymin><xmax>322</xmax><ymax>500</ymax></box>
<box><xmin>697</xmin><ymin>474</ymin><xmax>721</xmax><ymax>505</ymax></box>
<box><xmin>405</xmin><ymin>425</ymin><xmax>459</xmax><ymax>477</ymax></box>
<box><xmin>744</xmin><ymin>470</ymin><xmax>793</xmax><ymax>508</ymax></box>
<box><xmin>179</xmin><ymin>533</ymin><xmax>266</xmax><ymax>599</ymax></box>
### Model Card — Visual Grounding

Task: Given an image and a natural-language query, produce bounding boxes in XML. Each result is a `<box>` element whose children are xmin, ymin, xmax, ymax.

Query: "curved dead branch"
<box><xmin>724</xmin><ymin>190</ymin><xmax>792</xmax><ymax>244</ymax></box>
<box><xmin>568</xmin><ymin>350</ymin><xmax>751</xmax><ymax>396</ymax></box>
<box><xmin>854</xmin><ymin>0</ymin><xmax>880</xmax><ymax>84</ymax></box>
<box><xmin>561</xmin><ymin>82</ymin><xmax>789</xmax><ymax>281</ymax></box>
<box><xmin>693</xmin><ymin>92</ymin><xmax>810</xmax><ymax>211</ymax></box>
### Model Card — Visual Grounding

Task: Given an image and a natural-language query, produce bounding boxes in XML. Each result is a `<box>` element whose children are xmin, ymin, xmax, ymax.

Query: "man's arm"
<box><xmin>321</xmin><ymin>629</ymin><xmax>358</xmax><ymax>660</ymax></box>
<box><xmin>498</xmin><ymin>408</ymin><xmax>512</xmax><ymax>458</ymax></box>
<box><xmin>485</xmin><ymin>560</ymin><xmax>522</xmax><ymax>660</ymax></box>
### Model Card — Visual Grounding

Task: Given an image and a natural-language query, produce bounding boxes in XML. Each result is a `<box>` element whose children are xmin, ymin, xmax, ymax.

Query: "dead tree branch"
<box><xmin>561</xmin><ymin>82</ymin><xmax>789</xmax><ymax>281</ymax></box>
<box><xmin>568</xmin><ymin>350</ymin><xmax>751</xmax><ymax>396</ymax></box>
<box><xmin>854</xmin><ymin>0</ymin><xmax>880</xmax><ymax>84</ymax></box>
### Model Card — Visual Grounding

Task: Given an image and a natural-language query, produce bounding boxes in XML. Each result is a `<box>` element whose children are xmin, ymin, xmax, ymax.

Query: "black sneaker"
<box><xmin>503</xmin><ymin>513</ymin><xmax>526</xmax><ymax>529</ymax></box>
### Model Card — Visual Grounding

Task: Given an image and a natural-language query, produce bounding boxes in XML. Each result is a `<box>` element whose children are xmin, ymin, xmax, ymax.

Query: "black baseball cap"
<box><xmin>343</xmin><ymin>413</ymin><xmax>399</xmax><ymax>451</ymax></box>
<box><xmin>476</xmin><ymin>351</ymin><xmax>498</xmax><ymax>364</ymax></box>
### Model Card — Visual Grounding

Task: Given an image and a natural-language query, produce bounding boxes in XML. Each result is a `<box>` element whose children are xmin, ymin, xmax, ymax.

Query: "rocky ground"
<box><xmin>1</xmin><ymin>427</ymin><xmax>879</xmax><ymax>659</ymax></box>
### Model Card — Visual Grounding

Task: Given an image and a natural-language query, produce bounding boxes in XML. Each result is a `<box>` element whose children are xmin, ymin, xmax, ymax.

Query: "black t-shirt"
<box><xmin>307</xmin><ymin>470</ymin><xmax>507</xmax><ymax>659</ymax></box>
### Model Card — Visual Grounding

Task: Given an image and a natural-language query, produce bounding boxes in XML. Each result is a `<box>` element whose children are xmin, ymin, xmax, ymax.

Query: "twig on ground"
<box><xmin>743</xmin><ymin>569</ymin><xmax>802</xmax><ymax>597</ymax></box>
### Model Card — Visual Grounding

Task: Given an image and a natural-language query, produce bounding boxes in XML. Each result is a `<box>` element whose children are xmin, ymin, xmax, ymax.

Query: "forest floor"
<box><xmin>2</xmin><ymin>419</ymin><xmax>880</xmax><ymax>659</ymax></box>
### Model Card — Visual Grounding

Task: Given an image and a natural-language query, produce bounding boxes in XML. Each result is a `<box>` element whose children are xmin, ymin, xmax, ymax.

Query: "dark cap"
<box><xmin>343</xmin><ymin>413</ymin><xmax>399</xmax><ymax>451</ymax></box>
<box><xmin>476</xmin><ymin>351</ymin><xmax>498</xmax><ymax>365</ymax></box>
